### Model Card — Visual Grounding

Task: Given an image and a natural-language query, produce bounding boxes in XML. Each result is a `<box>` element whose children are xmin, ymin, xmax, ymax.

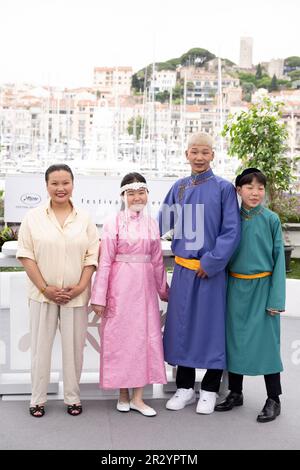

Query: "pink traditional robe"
<box><xmin>91</xmin><ymin>210</ymin><xmax>168</xmax><ymax>389</ymax></box>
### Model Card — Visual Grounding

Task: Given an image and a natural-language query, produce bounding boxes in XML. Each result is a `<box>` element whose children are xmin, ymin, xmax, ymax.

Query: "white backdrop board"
<box><xmin>4</xmin><ymin>174</ymin><xmax>176</xmax><ymax>224</ymax></box>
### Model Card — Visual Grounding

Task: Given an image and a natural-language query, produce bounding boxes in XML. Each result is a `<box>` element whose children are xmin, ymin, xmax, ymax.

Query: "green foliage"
<box><xmin>172</xmin><ymin>84</ymin><xmax>184</xmax><ymax>104</ymax></box>
<box><xmin>278</xmin><ymin>79</ymin><xmax>292</xmax><ymax>88</ymax></box>
<box><xmin>179</xmin><ymin>48</ymin><xmax>215</xmax><ymax>67</ymax></box>
<box><xmin>156</xmin><ymin>60</ymin><xmax>179</xmax><ymax>71</ymax></box>
<box><xmin>238</xmin><ymin>72</ymin><xmax>257</xmax><ymax>84</ymax></box>
<box><xmin>0</xmin><ymin>267</ymin><xmax>24</xmax><ymax>272</ymax></box>
<box><xmin>288</xmin><ymin>70</ymin><xmax>300</xmax><ymax>80</ymax></box>
<box><xmin>222</xmin><ymin>97</ymin><xmax>293</xmax><ymax>210</ymax></box>
<box><xmin>131</xmin><ymin>47</ymin><xmax>216</xmax><ymax>93</ymax></box>
<box><xmin>238</xmin><ymin>71</ymin><xmax>274</xmax><ymax>100</ymax></box>
<box><xmin>256</xmin><ymin>76</ymin><xmax>272</xmax><ymax>89</ymax></box>
<box><xmin>223</xmin><ymin>58</ymin><xmax>236</xmax><ymax>67</ymax></box>
<box><xmin>272</xmin><ymin>194</ymin><xmax>300</xmax><ymax>224</ymax></box>
<box><xmin>284</xmin><ymin>56</ymin><xmax>300</xmax><ymax>67</ymax></box>
<box><xmin>286</xmin><ymin>259</ymin><xmax>300</xmax><ymax>280</ymax></box>
<box><xmin>237</xmin><ymin>68</ymin><xmax>290</xmax><ymax>99</ymax></box>
<box><xmin>269</xmin><ymin>74</ymin><xmax>278</xmax><ymax>92</ymax></box>
<box><xmin>132</xmin><ymin>72</ymin><xmax>148</xmax><ymax>93</ymax></box>
<box><xmin>155</xmin><ymin>90</ymin><xmax>170</xmax><ymax>103</ymax></box>
<box><xmin>0</xmin><ymin>226</ymin><xmax>18</xmax><ymax>251</ymax></box>
<box><xmin>132</xmin><ymin>61</ymin><xmax>176</xmax><ymax>93</ymax></box>
<box><xmin>241</xmin><ymin>82</ymin><xmax>256</xmax><ymax>102</ymax></box>
<box><xmin>186</xmin><ymin>81</ymin><xmax>194</xmax><ymax>90</ymax></box>
<box><xmin>127</xmin><ymin>115</ymin><xmax>143</xmax><ymax>140</ymax></box>
<box><xmin>0</xmin><ymin>190</ymin><xmax>4</xmax><ymax>218</ymax></box>
<box><xmin>256</xmin><ymin>63</ymin><xmax>263</xmax><ymax>80</ymax></box>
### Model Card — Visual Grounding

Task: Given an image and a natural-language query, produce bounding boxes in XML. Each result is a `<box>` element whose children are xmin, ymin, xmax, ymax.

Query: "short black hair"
<box><xmin>120</xmin><ymin>172</ymin><xmax>147</xmax><ymax>195</ymax></box>
<box><xmin>235</xmin><ymin>168</ymin><xmax>266</xmax><ymax>188</ymax></box>
<box><xmin>45</xmin><ymin>164</ymin><xmax>74</xmax><ymax>183</ymax></box>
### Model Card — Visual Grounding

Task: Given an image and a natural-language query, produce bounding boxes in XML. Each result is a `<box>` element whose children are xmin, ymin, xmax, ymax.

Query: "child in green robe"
<box><xmin>215</xmin><ymin>168</ymin><xmax>285</xmax><ymax>423</ymax></box>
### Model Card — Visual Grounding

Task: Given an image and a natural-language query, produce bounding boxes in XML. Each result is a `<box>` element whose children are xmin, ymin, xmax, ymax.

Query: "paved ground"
<box><xmin>1</xmin><ymin>317</ymin><xmax>299</xmax><ymax>450</ymax></box>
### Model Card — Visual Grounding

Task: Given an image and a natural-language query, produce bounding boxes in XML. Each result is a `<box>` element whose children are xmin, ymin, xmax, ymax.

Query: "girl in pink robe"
<box><xmin>91</xmin><ymin>173</ymin><xmax>168</xmax><ymax>417</ymax></box>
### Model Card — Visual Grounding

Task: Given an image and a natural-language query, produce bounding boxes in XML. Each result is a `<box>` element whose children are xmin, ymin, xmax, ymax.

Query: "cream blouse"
<box><xmin>16</xmin><ymin>200</ymin><xmax>99</xmax><ymax>307</ymax></box>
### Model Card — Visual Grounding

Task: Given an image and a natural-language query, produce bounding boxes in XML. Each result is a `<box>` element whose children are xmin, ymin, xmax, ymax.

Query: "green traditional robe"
<box><xmin>226</xmin><ymin>205</ymin><xmax>285</xmax><ymax>375</ymax></box>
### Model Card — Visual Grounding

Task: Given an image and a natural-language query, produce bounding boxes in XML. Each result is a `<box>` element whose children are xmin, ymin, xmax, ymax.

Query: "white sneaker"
<box><xmin>116</xmin><ymin>400</ymin><xmax>130</xmax><ymax>412</ymax></box>
<box><xmin>196</xmin><ymin>390</ymin><xmax>217</xmax><ymax>414</ymax></box>
<box><xmin>166</xmin><ymin>388</ymin><xmax>196</xmax><ymax>410</ymax></box>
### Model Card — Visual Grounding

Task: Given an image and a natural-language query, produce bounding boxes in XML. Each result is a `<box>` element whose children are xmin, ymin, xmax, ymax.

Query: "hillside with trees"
<box><xmin>132</xmin><ymin>48</ymin><xmax>216</xmax><ymax>93</ymax></box>
<box><xmin>131</xmin><ymin>48</ymin><xmax>300</xmax><ymax>103</ymax></box>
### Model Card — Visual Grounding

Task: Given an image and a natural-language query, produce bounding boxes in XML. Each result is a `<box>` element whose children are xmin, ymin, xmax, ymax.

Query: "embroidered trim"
<box><xmin>178</xmin><ymin>175</ymin><xmax>214</xmax><ymax>202</ymax></box>
<box><xmin>241</xmin><ymin>206</ymin><xmax>264</xmax><ymax>220</ymax></box>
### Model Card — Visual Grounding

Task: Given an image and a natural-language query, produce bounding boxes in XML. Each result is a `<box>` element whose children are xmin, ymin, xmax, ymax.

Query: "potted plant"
<box><xmin>222</xmin><ymin>96</ymin><xmax>299</xmax><ymax>272</ymax></box>
<box><xmin>273</xmin><ymin>193</ymin><xmax>300</xmax><ymax>271</ymax></box>
<box><xmin>0</xmin><ymin>225</ymin><xmax>18</xmax><ymax>252</ymax></box>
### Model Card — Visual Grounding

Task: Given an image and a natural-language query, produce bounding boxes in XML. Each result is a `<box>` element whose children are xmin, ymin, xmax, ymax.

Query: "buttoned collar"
<box><xmin>190</xmin><ymin>168</ymin><xmax>214</xmax><ymax>183</ymax></box>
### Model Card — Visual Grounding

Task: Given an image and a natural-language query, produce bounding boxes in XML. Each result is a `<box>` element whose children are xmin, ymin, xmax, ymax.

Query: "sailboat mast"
<box><xmin>180</xmin><ymin>69</ymin><xmax>187</xmax><ymax>162</ymax></box>
<box><xmin>217</xmin><ymin>57</ymin><xmax>224</xmax><ymax>172</ymax></box>
<box><xmin>152</xmin><ymin>60</ymin><xmax>157</xmax><ymax>170</ymax></box>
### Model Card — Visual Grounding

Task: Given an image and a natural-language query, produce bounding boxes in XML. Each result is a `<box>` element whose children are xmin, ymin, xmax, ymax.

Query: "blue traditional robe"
<box><xmin>159</xmin><ymin>168</ymin><xmax>241</xmax><ymax>369</ymax></box>
<box><xmin>226</xmin><ymin>205</ymin><xmax>285</xmax><ymax>375</ymax></box>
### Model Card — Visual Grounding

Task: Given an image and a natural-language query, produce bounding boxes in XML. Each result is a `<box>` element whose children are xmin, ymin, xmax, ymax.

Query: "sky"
<box><xmin>1</xmin><ymin>0</ymin><xmax>300</xmax><ymax>87</ymax></box>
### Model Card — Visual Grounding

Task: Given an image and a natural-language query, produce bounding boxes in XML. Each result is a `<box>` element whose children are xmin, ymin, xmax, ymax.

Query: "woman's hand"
<box><xmin>91</xmin><ymin>304</ymin><xmax>106</xmax><ymax>316</ymax></box>
<box><xmin>43</xmin><ymin>286</ymin><xmax>71</xmax><ymax>304</ymax></box>
<box><xmin>62</xmin><ymin>285</ymin><xmax>84</xmax><ymax>301</ymax></box>
<box><xmin>159</xmin><ymin>286</ymin><xmax>169</xmax><ymax>302</ymax></box>
<box><xmin>60</xmin><ymin>267</ymin><xmax>95</xmax><ymax>303</ymax></box>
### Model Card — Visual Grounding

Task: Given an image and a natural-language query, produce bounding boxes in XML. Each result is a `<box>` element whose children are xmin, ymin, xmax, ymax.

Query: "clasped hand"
<box><xmin>44</xmin><ymin>285</ymin><xmax>83</xmax><ymax>305</ymax></box>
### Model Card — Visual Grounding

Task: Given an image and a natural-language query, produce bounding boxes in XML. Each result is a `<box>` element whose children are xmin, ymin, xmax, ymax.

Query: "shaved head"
<box><xmin>187</xmin><ymin>132</ymin><xmax>214</xmax><ymax>149</ymax></box>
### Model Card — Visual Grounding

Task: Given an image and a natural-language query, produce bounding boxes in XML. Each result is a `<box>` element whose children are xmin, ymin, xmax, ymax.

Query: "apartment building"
<box><xmin>178</xmin><ymin>66</ymin><xmax>240</xmax><ymax>105</ymax></box>
<box><xmin>150</xmin><ymin>70</ymin><xmax>177</xmax><ymax>92</ymax></box>
<box><xmin>93</xmin><ymin>66</ymin><xmax>133</xmax><ymax>96</ymax></box>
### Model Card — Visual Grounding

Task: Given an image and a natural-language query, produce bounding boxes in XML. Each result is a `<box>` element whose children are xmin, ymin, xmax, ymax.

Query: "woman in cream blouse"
<box><xmin>17</xmin><ymin>164</ymin><xmax>99</xmax><ymax>417</ymax></box>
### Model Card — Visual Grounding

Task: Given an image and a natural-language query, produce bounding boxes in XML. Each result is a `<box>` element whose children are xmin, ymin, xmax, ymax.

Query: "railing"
<box><xmin>0</xmin><ymin>240</ymin><xmax>175</xmax><ymax>395</ymax></box>
<box><xmin>2</xmin><ymin>241</ymin><xmax>299</xmax><ymax>398</ymax></box>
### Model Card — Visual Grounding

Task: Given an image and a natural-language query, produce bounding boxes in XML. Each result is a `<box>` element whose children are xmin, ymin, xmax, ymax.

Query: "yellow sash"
<box><xmin>175</xmin><ymin>256</ymin><xmax>200</xmax><ymax>271</ymax></box>
<box><xmin>229</xmin><ymin>271</ymin><xmax>272</xmax><ymax>279</ymax></box>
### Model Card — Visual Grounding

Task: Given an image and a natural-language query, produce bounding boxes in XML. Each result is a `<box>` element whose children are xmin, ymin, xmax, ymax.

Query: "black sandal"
<box><xmin>67</xmin><ymin>404</ymin><xmax>82</xmax><ymax>416</ymax></box>
<box><xmin>29</xmin><ymin>405</ymin><xmax>45</xmax><ymax>418</ymax></box>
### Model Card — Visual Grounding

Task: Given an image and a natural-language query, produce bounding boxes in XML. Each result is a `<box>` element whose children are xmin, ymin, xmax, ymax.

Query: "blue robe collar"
<box><xmin>190</xmin><ymin>168</ymin><xmax>214</xmax><ymax>183</ymax></box>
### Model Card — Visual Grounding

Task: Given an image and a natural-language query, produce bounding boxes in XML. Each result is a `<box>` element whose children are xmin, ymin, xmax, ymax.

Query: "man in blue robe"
<box><xmin>159</xmin><ymin>132</ymin><xmax>241</xmax><ymax>414</ymax></box>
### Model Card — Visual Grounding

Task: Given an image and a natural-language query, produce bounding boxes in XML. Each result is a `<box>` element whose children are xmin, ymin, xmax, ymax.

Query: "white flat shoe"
<box><xmin>129</xmin><ymin>401</ymin><xmax>157</xmax><ymax>417</ymax></box>
<box><xmin>116</xmin><ymin>400</ymin><xmax>130</xmax><ymax>412</ymax></box>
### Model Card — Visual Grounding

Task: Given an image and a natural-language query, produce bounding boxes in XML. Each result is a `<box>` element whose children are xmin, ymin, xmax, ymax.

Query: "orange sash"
<box><xmin>175</xmin><ymin>256</ymin><xmax>200</xmax><ymax>271</ymax></box>
<box><xmin>229</xmin><ymin>271</ymin><xmax>272</xmax><ymax>279</ymax></box>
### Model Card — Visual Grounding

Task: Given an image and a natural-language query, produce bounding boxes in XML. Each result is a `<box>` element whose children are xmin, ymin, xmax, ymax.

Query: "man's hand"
<box><xmin>196</xmin><ymin>261</ymin><xmax>208</xmax><ymax>279</ymax></box>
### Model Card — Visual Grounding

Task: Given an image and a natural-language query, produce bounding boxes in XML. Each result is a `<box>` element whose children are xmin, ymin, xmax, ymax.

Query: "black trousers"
<box><xmin>176</xmin><ymin>365</ymin><xmax>223</xmax><ymax>393</ymax></box>
<box><xmin>228</xmin><ymin>371</ymin><xmax>282</xmax><ymax>398</ymax></box>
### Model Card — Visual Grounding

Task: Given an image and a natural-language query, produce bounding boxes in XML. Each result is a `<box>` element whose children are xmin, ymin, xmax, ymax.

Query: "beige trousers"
<box><xmin>29</xmin><ymin>300</ymin><xmax>88</xmax><ymax>406</ymax></box>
